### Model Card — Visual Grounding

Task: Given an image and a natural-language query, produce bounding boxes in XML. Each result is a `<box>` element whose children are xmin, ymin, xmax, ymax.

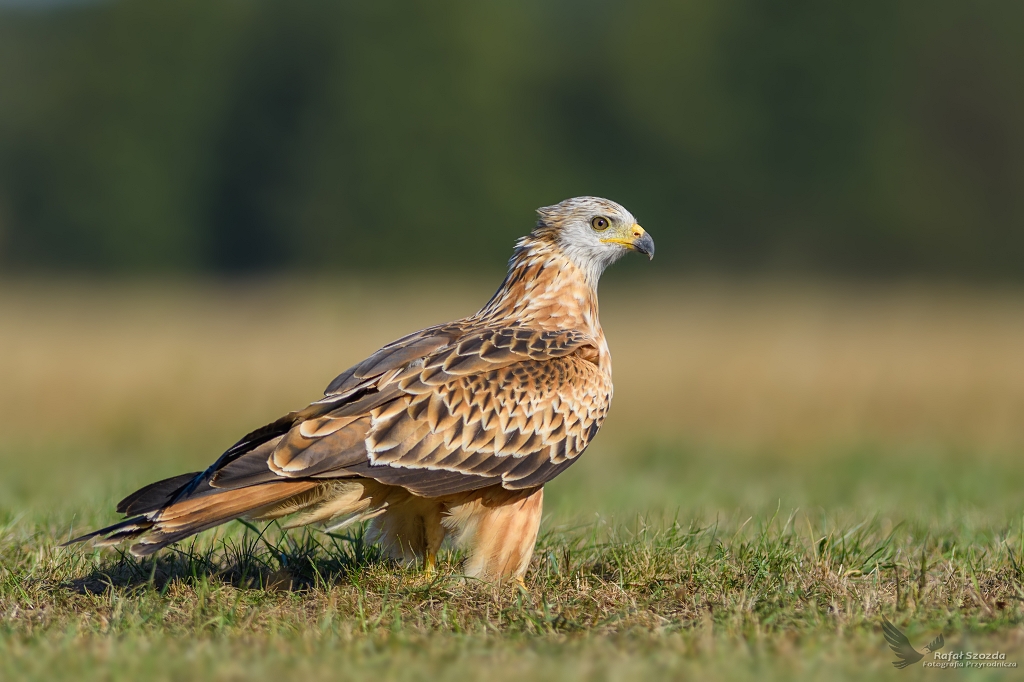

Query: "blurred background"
<box><xmin>1</xmin><ymin>0</ymin><xmax>1023</xmax><ymax>523</ymax></box>
<box><xmin>2</xmin><ymin>0</ymin><xmax>1024</xmax><ymax>277</ymax></box>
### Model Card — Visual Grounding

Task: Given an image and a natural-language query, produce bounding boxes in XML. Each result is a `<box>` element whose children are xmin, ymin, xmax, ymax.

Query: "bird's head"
<box><xmin>532</xmin><ymin>196</ymin><xmax>654</xmax><ymax>285</ymax></box>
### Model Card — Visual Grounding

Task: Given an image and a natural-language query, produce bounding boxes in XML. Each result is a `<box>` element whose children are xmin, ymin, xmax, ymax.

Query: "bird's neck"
<box><xmin>475</xmin><ymin>233</ymin><xmax>610</xmax><ymax>372</ymax></box>
<box><xmin>476</xmin><ymin>235</ymin><xmax>613</xmax><ymax>377</ymax></box>
<box><xmin>477</xmin><ymin>235</ymin><xmax>603</xmax><ymax>338</ymax></box>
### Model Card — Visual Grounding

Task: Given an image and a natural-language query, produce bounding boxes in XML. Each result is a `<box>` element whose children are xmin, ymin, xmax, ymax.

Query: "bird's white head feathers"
<box><xmin>530</xmin><ymin>196</ymin><xmax>654</xmax><ymax>286</ymax></box>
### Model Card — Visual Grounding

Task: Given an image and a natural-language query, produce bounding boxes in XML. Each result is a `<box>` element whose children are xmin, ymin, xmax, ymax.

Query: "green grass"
<box><xmin>3</xmin><ymin>280</ymin><xmax>1024</xmax><ymax>680</ymax></box>
<box><xmin>3</xmin><ymin>440</ymin><xmax>1024</xmax><ymax>681</ymax></box>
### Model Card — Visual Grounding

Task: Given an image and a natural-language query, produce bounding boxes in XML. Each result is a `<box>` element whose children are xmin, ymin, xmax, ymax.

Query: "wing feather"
<box><xmin>104</xmin><ymin>322</ymin><xmax>607</xmax><ymax>530</ymax></box>
<box><xmin>352</xmin><ymin>351</ymin><xmax>609</xmax><ymax>493</ymax></box>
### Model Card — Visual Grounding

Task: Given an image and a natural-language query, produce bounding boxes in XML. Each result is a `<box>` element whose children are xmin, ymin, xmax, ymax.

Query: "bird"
<box><xmin>881</xmin><ymin>616</ymin><xmax>945</xmax><ymax>668</ymax></box>
<box><xmin>66</xmin><ymin>196</ymin><xmax>654</xmax><ymax>584</ymax></box>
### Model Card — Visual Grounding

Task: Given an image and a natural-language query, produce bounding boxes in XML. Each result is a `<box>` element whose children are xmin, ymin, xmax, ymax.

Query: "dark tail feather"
<box><xmin>129</xmin><ymin>480</ymin><xmax>319</xmax><ymax>556</ymax></box>
<box><xmin>65</xmin><ymin>480</ymin><xmax>319</xmax><ymax>556</ymax></box>
<box><xmin>116</xmin><ymin>472</ymin><xmax>202</xmax><ymax>515</ymax></box>
<box><xmin>62</xmin><ymin>515</ymin><xmax>155</xmax><ymax>547</ymax></box>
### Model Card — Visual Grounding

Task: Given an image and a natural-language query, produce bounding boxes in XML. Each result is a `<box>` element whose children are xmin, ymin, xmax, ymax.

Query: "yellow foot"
<box><xmin>424</xmin><ymin>552</ymin><xmax>436</xmax><ymax>578</ymax></box>
<box><xmin>514</xmin><ymin>576</ymin><xmax>527</xmax><ymax>590</ymax></box>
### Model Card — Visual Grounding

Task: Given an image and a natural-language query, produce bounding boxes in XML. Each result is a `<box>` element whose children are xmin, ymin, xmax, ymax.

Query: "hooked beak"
<box><xmin>631</xmin><ymin>224</ymin><xmax>655</xmax><ymax>260</ymax></box>
<box><xmin>602</xmin><ymin>223</ymin><xmax>655</xmax><ymax>260</ymax></box>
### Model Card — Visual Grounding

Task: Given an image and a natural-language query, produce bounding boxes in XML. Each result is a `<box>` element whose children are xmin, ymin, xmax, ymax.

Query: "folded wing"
<box><xmin>67</xmin><ymin>322</ymin><xmax>610</xmax><ymax>552</ymax></box>
<box><xmin>213</xmin><ymin>324</ymin><xmax>609</xmax><ymax>495</ymax></box>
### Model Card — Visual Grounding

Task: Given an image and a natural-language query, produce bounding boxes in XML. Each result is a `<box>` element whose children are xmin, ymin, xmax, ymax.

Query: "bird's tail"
<box><xmin>65</xmin><ymin>478</ymin><xmax>320</xmax><ymax>556</ymax></box>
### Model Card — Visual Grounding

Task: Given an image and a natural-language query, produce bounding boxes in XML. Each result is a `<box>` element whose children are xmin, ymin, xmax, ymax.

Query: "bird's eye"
<box><xmin>591</xmin><ymin>216</ymin><xmax>610</xmax><ymax>231</ymax></box>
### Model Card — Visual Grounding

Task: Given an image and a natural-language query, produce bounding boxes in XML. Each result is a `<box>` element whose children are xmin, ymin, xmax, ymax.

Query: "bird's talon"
<box><xmin>424</xmin><ymin>552</ymin><xmax>436</xmax><ymax>578</ymax></box>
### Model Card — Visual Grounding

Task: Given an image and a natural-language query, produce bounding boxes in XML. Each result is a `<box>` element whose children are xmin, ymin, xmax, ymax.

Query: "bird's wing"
<box><xmin>154</xmin><ymin>323</ymin><xmax>603</xmax><ymax>505</ymax></box>
<box><xmin>926</xmin><ymin>634</ymin><xmax>944</xmax><ymax>652</ymax></box>
<box><xmin>348</xmin><ymin>346</ymin><xmax>611</xmax><ymax>494</ymax></box>
<box><xmin>112</xmin><ymin>323</ymin><xmax>462</xmax><ymax>514</ymax></box>
<box><xmin>881</xmin><ymin>616</ymin><xmax>923</xmax><ymax>668</ymax></box>
<box><xmin>322</xmin><ymin>323</ymin><xmax>460</xmax><ymax>397</ymax></box>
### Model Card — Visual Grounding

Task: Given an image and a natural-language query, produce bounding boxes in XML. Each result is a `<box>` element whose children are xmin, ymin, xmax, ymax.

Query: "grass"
<box><xmin>5</xmin><ymin>504</ymin><xmax>1024</xmax><ymax>681</ymax></box>
<box><xmin>2</xmin><ymin>277</ymin><xmax>1024</xmax><ymax>680</ymax></box>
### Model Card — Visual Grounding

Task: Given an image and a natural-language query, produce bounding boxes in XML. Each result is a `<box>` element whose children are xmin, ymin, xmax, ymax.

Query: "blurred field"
<box><xmin>1</xmin><ymin>275</ymin><xmax>1023</xmax><ymax>509</ymax></box>
<box><xmin>2</xmin><ymin>277</ymin><xmax>1024</xmax><ymax>681</ymax></box>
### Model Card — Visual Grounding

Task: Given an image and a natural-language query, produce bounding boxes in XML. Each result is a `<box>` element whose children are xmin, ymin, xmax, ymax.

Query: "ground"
<box><xmin>2</xmin><ymin>277</ymin><xmax>1023</xmax><ymax>681</ymax></box>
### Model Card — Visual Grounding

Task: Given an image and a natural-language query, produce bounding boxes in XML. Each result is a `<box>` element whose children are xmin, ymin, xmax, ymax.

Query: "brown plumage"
<box><xmin>67</xmin><ymin>196</ymin><xmax>654</xmax><ymax>583</ymax></box>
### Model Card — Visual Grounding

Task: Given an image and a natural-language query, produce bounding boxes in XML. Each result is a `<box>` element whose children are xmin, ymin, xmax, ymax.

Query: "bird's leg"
<box><xmin>422</xmin><ymin>505</ymin><xmax>445</xmax><ymax>578</ymax></box>
<box><xmin>447</xmin><ymin>487</ymin><xmax>544</xmax><ymax>583</ymax></box>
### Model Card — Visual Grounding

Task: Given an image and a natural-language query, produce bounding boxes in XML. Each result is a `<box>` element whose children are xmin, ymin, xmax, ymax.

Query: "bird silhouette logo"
<box><xmin>881</xmin><ymin>616</ymin><xmax>945</xmax><ymax>668</ymax></box>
